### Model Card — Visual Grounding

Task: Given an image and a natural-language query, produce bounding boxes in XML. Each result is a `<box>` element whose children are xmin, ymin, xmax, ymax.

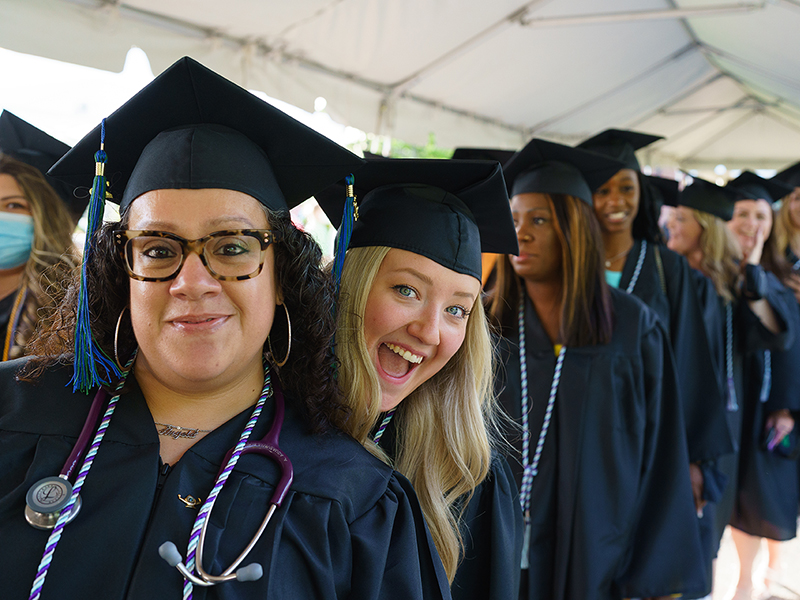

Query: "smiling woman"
<box><xmin>0</xmin><ymin>57</ymin><xmax>452</xmax><ymax>600</ymax></box>
<box><xmin>487</xmin><ymin>137</ymin><xmax>710</xmax><ymax>600</ymax></box>
<box><xmin>315</xmin><ymin>158</ymin><xmax>522</xmax><ymax>599</ymax></box>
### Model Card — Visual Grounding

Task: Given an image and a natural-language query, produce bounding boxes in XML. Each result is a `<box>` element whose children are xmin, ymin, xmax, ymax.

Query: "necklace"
<box><xmin>604</xmin><ymin>242</ymin><xmax>634</xmax><ymax>268</ymax></box>
<box><xmin>155</xmin><ymin>423</ymin><xmax>213</xmax><ymax>440</ymax></box>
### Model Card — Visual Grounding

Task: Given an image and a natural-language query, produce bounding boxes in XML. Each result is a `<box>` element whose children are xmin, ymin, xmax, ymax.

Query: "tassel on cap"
<box><xmin>71</xmin><ymin>119</ymin><xmax>122</xmax><ymax>393</ymax></box>
<box><xmin>331</xmin><ymin>173</ymin><xmax>357</xmax><ymax>296</ymax></box>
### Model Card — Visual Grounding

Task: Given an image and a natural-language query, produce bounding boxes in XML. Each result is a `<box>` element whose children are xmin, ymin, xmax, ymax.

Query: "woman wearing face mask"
<box><xmin>723</xmin><ymin>172</ymin><xmax>800</xmax><ymax>600</ymax></box>
<box><xmin>0</xmin><ymin>58</ymin><xmax>451</xmax><ymax>600</ymax></box>
<box><xmin>316</xmin><ymin>158</ymin><xmax>523</xmax><ymax>600</ymax></box>
<box><xmin>486</xmin><ymin>138</ymin><xmax>705</xmax><ymax>600</ymax></box>
<box><xmin>578</xmin><ymin>131</ymin><xmax>733</xmax><ymax>529</ymax></box>
<box><xmin>0</xmin><ymin>112</ymin><xmax>81</xmax><ymax>361</ymax></box>
<box><xmin>666</xmin><ymin>176</ymin><xmax>796</xmax><ymax>598</ymax></box>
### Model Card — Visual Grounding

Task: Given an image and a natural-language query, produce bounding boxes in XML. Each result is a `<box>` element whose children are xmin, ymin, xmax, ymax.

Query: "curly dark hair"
<box><xmin>24</xmin><ymin>207</ymin><xmax>347</xmax><ymax>434</ymax></box>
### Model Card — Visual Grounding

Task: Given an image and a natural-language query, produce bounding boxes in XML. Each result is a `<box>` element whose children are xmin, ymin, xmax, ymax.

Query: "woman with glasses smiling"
<box><xmin>0</xmin><ymin>58</ymin><xmax>450</xmax><ymax>600</ymax></box>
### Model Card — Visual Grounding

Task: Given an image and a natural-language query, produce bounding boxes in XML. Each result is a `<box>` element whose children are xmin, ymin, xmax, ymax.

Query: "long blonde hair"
<box><xmin>773</xmin><ymin>194</ymin><xmax>800</xmax><ymax>259</ymax></box>
<box><xmin>335</xmin><ymin>245</ymin><xmax>496</xmax><ymax>582</ymax></box>
<box><xmin>0</xmin><ymin>155</ymin><xmax>78</xmax><ymax>359</ymax></box>
<box><xmin>691</xmin><ymin>208</ymin><xmax>741</xmax><ymax>301</ymax></box>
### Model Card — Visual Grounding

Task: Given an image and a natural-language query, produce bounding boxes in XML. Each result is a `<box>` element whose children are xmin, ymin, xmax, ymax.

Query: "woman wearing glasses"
<box><xmin>0</xmin><ymin>58</ymin><xmax>450</xmax><ymax>600</ymax></box>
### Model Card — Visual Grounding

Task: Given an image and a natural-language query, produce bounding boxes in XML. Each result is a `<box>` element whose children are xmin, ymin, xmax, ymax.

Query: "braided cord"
<box><xmin>182</xmin><ymin>368</ymin><xmax>272</xmax><ymax>600</ymax></box>
<box><xmin>759</xmin><ymin>350</ymin><xmax>772</xmax><ymax>402</ymax></box>
<box><xmin>29</xmin><ymin>356</ymin><xmax>134</xmax><ymax>600</ymax></box>
<box><xmin>517</xmin><ymin>300</ymin><xmax>566</xmax><ymax>520</ymax></box>
<box><xmin>372</xmin><ymin>408</ymin><xmax>397</xmax><ymax>445</ymax></box>
<box><xmin>625</xmin><ymin>240</ymin><xmax>648</xmax><ymax>295</ymax></box>
<box><xmin>726</xmin><ymin>302</ymin><xmax>738</xmax><ymax>411</ymax></box>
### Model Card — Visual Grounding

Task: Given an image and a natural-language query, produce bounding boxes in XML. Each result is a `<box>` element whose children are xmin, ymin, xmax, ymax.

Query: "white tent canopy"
<box><xmin>3</xmin><ymin>0</ymin><xmax>800</xmax><ymax>170</ymax></box>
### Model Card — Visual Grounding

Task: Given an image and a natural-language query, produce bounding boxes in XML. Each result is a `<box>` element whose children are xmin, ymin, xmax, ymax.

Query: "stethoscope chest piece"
<box><xmin>25</xmin><ymin>476</ymin><xmax>81</xmax><ymax>530</ymax></box>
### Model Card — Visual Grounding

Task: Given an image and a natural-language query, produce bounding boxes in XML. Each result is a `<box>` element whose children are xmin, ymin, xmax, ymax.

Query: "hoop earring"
<box><xmin>114</xmin><ymin>306</ymin><xmax>129</xmax><ymax>371</ymax></box>
<box><xmin>267</xmin><ymin>303</ymin><xmax>292</xmax><ymax>367</ymax></box>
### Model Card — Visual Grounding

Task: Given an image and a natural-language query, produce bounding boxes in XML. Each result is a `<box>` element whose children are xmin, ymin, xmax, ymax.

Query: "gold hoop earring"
<box><xmin>114</xmin><ymin>306</ymin><xmax>129</xmax><ymax>371</ymax></box>
<box><xmin>267</xmin><ymin>303</ymin><xmax>292</xmax><ymax>367</ymax></box>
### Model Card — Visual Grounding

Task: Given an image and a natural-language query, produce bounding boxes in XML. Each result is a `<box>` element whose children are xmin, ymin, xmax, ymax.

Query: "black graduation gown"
<box><xmin>0</xmin><ymin>359</ymin><xmax>451</xmax><ymax>600</ymax></box>
<box><xmin>450</xmin><ymin>452</ymin><xmax>523</xmax><ymax>600</ymax></box>
<box><xmin>619</xmin><ymin>240</ymin><xmax>733</xmax><ymax>463</ymax></box>
<box><xmin>0</xmin><ymin>290</ymin><xmax>14</xmax><ymax>354</ymax></box>
<box><xmin>497</xmin><ymin>289</ymin><xmax>707</xmax><ymax>600</ymax></box>
<box><xmin>376</xmin><ymin>417</ymin><xmax>524</xmax><ymax>600</ymax></box>
<box><xmin>730</xmin><ymin>301</ymin><xmax>800</xmax><ymax>540</ymax></box>
<box><xmin>690</xmin><ymin>270</ymin><xmax>796</xmax><ymax>551</ymax></box>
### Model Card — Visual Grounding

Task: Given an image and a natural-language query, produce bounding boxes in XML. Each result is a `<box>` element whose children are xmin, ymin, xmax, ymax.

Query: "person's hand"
<box><xmin>765</xmin><ymin>409</ymin><xmax>795</xmax><ymax>448</ymax></box>
<box><xmin>689</xmin><ymin>462</ymin><xmax>707</xmax><ymax>517</ymax></box>
<box><xmin>785</xmin><ymin>272</ymin><xmax>800</xmax><ymax>304</ymax></box>
<box><xmin>746</xmin><ymin>223</ymin><xmax>766</xmax><ymax>266</ymax></box>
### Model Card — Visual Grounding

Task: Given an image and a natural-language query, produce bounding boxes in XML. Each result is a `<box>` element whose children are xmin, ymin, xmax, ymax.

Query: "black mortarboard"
<box><xmin>774</xmin><ymin>161</ymin><xmax>800</xmax><ymax>189</ymax></box>
<box><xmin>315</xmin><ymin>158</ymin><xmax>518</xmax><ymax>281</ymax></box>
<box><xmin>0</xmin><ymin>110</ymin><xmax>85</xmax><ymax>220</ymax></box>
<box><xmin>677</xmin><ymin>176</ymin><xmax>743</xmax><ymax>221</ymax></box>
<box><xmin>503</xmin><ymin>138</ymin><xmax>624</xmax><ymax>205</ymax></box>
<box><xmin>647</xmin><ymin>175</ymin><xmax>680</xmax><ymax>208</ymax></box>
<box><xmin>451</xmin><ymin>147</ymin><xmax>516</xmax><ymax>165</ymax></box>
<box><xmin>727</xmin><ymin>171</ymin><xmax>793</xmax><ymax>204</ymax></box>
<box><xmin>50</xmin><ymin>57</ymin><xmax>364</xmax><ymax>213</ymax></box>
<box><xmin>577</xmin><ymin>128</ymin><xmax>663</xmax><ymax>172</ymax></box>
<box><xmin>48</xmin><ymin>56</ymin><xmax>364</xmax><ymax>394</ymax></box>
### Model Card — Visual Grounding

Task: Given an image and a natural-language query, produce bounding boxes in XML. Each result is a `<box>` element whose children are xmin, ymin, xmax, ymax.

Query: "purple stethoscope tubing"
<box><xmin>214</xmin><ymin>383</ymin><xmax>293</xmax><ymax>508</ymax></box>
<box><xmin>60</xmin><ymin>389</ymin><xmax>110</xmax><ymax>479</ymax></box>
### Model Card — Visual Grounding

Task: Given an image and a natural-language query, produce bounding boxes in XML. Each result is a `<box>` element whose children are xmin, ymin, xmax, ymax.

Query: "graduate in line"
<box><xmin>486</xmin><ymin>137</ymin><xmax>706</xmax><ymax>600</ymax></box>
<box><xmin>0</xmin><ymin>57</ymin><xmax>451</xmax><ymax>600</ymax></box>
<box><xmin>316</xmin><ymin>158</ymin><xmax>523</xmax><ymax>600</ymax></box>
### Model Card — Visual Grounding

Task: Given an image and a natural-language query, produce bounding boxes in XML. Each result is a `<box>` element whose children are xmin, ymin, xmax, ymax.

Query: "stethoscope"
<box><xmin>24</xmin><ymin>387</ymin><xmax>110</xmax><ymax>529</ymax></box>
<box><xmin>25</xmin><ymin>364</ymin><xmax>294</xmax><ymax>595</ymax></box>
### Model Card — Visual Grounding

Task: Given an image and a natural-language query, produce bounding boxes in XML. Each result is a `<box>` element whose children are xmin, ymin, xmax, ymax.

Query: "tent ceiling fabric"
<box><xmin>3</xmin><ymin>0</ymin><xmax>800</xmax><ymax>169</ymax></box>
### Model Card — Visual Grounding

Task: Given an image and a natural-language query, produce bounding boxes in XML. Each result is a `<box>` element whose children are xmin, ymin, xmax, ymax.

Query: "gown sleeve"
<box><xmin>662</xmin><ymin>249</ymin><xmax>734</xmax><ymax>463</ymax></box>
<box><xmin>451</xmin><ymin>451</ymin><xmax>523</xmax><ymax>600</ymax></box>
<box><xmin>619</xmin><ymin>314</ymin><xmax>709</xmax><ymax>598</ymax></box>
<box><xmin>349</xmin><ymin>470</ymin><xmax>452</xmax><ymax>600</ymax></box>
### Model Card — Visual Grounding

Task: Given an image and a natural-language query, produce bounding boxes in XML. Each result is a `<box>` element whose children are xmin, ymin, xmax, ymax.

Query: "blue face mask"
<box><xmin>0</xmin><ymin>212</ymin><xmax>34</xmax><ymax>270</ymax></box>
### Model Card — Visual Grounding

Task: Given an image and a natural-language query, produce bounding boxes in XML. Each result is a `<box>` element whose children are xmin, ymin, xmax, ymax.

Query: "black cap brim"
<box><xmin>316</xmin><ymin>158</ymin><xmax>518</xmax><ymax>280</ymax></box>
<box><xmin>577</xmin><ymin>128</ymin><xmax>663</xmax><ymax>172</ymax></box>
<box><xmin>503</xmin><ymin>138</ymin><xmax>625</xmax><ymax>204</ymax></box>
<box><xmin>49</xmin><ymin>57</ymin><xmax>364</xmax><ymax>212</ymax></box>
<box><xmin>0</xmin><ymin>110</ymin><xmax>85</xmax><ymax>220</ymax></box>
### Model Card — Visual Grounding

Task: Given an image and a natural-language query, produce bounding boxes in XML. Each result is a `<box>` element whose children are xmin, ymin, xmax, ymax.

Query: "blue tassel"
<box><xmin>71</xmin><ymin>119</ymin><xmax>122</xmax><ymax>393</ymax></box>
<box><xmin>331</xmin><ymin>174</ymin><xmax>357</xmax><ymax>297</ymax></box>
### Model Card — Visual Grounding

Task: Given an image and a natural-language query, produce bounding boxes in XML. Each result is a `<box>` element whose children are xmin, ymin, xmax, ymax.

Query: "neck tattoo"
<box><xmin>155</xmin><ymin>423</ymin><xmax>213</xmax><ymax>440</ymax></box>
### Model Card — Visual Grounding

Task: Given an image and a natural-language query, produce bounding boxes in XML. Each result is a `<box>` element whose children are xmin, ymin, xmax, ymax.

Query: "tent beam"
<box><xmin>625</xmin><ymin>71</ymin><xmax>725</xmax><ymax>128</ymax></box>
<box><xmin>527</xmin><ymin>42</ymin><xmax>699</xmax><ymax>134</ymax></box>
<box><xmin>680</xmin><ymin>108</ymin><xmax>758</xmax><ymax>163</ymax></box>
<box><xmin>655</xmin><ymin>95</ymin><xmax>751</xmax><ymax>149</ymax></box>
<box><xmin>519</xmin><ymin>2</ymin><xmax>766</xmax><ymax>27</ymax></box>
<box><xmin>388</xmin><ymin>0</ymin><xmax>551</xmax><ymax>97</ymax></box>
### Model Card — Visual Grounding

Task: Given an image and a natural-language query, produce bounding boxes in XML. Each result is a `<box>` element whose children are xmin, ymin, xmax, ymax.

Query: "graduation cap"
<box><xmin>677</xmin><ymin>176</ymin><xmax>743</xmax><ymax>221</ymax></box>
<box><xmin>502</xmin><ymin>138</ymin><xmax>624</xmax><ymax>205</ymax></box>
<box><xmin>774</xmin><ymin>161</ymin><xmax>800</xmax><ymax>189</ymax></box>
<box><xmin>450</xmin><ymin>147</ymin><xmax>516</xmax><ymax>165</ymax></box>
<box><xmin>577</xmin><ymin>128</ymin><xmax>663</xmax><ymax>172</ymax></box>
<box><xmin>727</xmin><ymin>171</ymin><xmax>793</xmax><ymax>205</ymax></box>
<box><xmin>0</xmin><ymin>110</ymin><xmax>85</xmax><ymax>220</ymax></box>
<box><xmin>315</xmin><ymin>158</ymin><xmax>518</xmax><ymax>281</ymax></box>
<box><xmin>48</xmin><ymin>56</ymin><xmax>365</xmax><ymax>393</ymax></box>
<box><xmin>646</xmin><ymin>175</ymin><xmax>680</xmax><ymax>208</ymax></box>
<box><xmin>50</xmin><ymin>56</ymin><xmax>364</xmax><ymax>213</ymax></box>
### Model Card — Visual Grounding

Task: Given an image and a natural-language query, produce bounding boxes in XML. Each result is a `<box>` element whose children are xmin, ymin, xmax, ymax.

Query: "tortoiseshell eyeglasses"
<box><xmin>113</xmin><ymin>229</ymin><xmax>280</xmax><ymax>282</ymax></box>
